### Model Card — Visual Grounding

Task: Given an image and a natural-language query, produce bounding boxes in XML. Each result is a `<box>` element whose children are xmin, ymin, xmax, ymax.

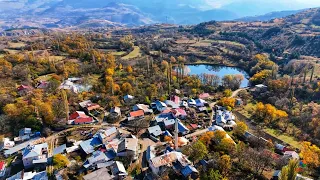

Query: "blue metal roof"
<box><xmin>53</xmin><ymin>144</ymin><xmax>67</xmax><ymax>155</ymax></box>
<box><xmin>80</xmin><ymin>137</ymin><xmax>102</xmax><ymax>154</ymax></box>
<box><xmin>181</xmin><ymin>165</ymin><xmax>198</xmax><ymax>177</ymax></box>
<box><xmin>178</xmin><ymin>122</ymin><xmax>189</xmax><ymax>133</ymax></box>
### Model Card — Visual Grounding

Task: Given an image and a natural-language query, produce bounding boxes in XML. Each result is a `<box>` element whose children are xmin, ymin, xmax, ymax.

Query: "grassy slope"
<box><xmin>122</xmin><ymin>46</ymin><xmax>141</xmax><ymax>60</ymax></box>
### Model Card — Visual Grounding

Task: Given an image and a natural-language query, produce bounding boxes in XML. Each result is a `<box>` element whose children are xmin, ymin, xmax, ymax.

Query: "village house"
<box><xmin>19</xmin><ymin>128</ymin><xmax>32</xmax><ymax>137</ymax></box>
<box><xmin>195</xmin><ymin>98</ymin><xmax>207</xmax><ymax>107</ymax></box>
<box><xmin>83</xmin><ymin>167</ymin><xmax>115</xmax><ymax>180</ymax></box>
<box><xmin>36</xmin><ymin>81</ymin><xmax>49</xmax><ymax>89</ymax></box>
<box><xmin>147</xmin><ymin>125</ymin><xmax>162</xmax><ymax>137</ymax></box>
<box><xmin>165</xmin><ymin>100</ymin><xmax>180</xmax><ymax>109</ymax></box>
<box><xmin>59</xmin><ymin>77</ymin><xmax>92</xmax><ymax>94</ymax></box>
<box><xmin>187</xmin><ymin>99</ymin><xmax>196</xmax><ymax>107</ymax></box>
<box><xmin>80</xmin><ymin>137</ymin><xmax>102</xmax><ymax>154</ymax></box>
<box><xmin>7</xmin><ymin>170</ymin><xmax>48</xmax><ymax>180</ymax></box>
<box><xmin>53</xmin><ymin>144</ymin><xmax>67</xmax><ymax>156</ymax></box>
<box><xmin>123</xmin><ymin>94</ymin><xmax>134</xmax><ymax>103</ymax></box>
<box><xmin>199</xmin><ymin>93</ymin><xmax>210</xmax><ymax>99</ymax></box>
<box><xmin>172</xmin><ymin>108</ymin><xmax>187</xmax><ymax>119</ymax></box>
<box><xmin>283</xmin><ymin>151</ymin><xmax>299</xmax><ymax>160</ymax></box>
<box><xmin>0</xmin><ymin>137</ymin><xmax>15</xmax><ymax>150</ymax></box>
<box><xmin>59</xmin><ymin>79</ymin><xmax>79</xmax><ymax>93</ymax></box>
<box><xmin>148</xmin><ymin>151</ymin><xmax>197</xmax><ymax>177</ymax></box>
<box><xmin>17</xmin><ymin>85</ymin><xmax>32</xmax><ymax>96</ymax></box>
<box><xmin>128</xmin><ymin>110</ymin><xmax>145</xmax><ymax>121</ymax></box>
<box><xmin>215</xmin><ymin>110</ymin><xmax>237</xmax><ymax>129</ymax></box>
<box><xmin>79</xmin><ymin>100</ymin><xmax>102</xmax><ymax>115</ymax></box>
<box><xmin>97</xmin><ymin>127</ymin><xmax>119</xmax><ymax>144</ymax></box>
<box><xmin>13</xmin><ymin>128</ymin><xmax>36</xmax><ymax>143</ymax></box>
<box><xmin>111</xmin><ymin>161</ymin><xmax>128</xmax><ymax>179</ymax></box>
<box><xmin>68</xmin><ymin>111</ymin><xmax>93</xmax><ymax>125</ymax></box>
<box><xmin>0</xmin><ymin>161</ymin><xmax>6</xmax><ymax>177</ymax></box>
<box><xmin>151</xmin><ymin>101</ymin><xmax>167</xmax><ymax>112</ymax></box>
<box><xmin>83</xmin><ymin>150</ymin><xmax>109</xmax><ymax>169</ymax></box>
<box><xmin>117</xmin><ymin>138</ymin><xmax>138</xmax><ymax>160</ymax></box>
<box><xmin>251</xmin><ymin>84</ymin><xmax>268</xmax><ymax>93</ymax></box>
<box><xmin>110</xmin><ymin>107</ymin><xmax>121</xmax><ymax>118</ymax></box>
<box><xmin>133</xmin><ymin>104</ymin><xmax>153</xmax><ymax>114</ymax></box>
<box><xmin>22</xmin><ymin>143</ymin><xmax>48</xmax><ymax>168</ymax></box>
<box><xmin>170</xmin><ymin>95</ymin><xmax>180</xmax><ymax>105</ymax></box>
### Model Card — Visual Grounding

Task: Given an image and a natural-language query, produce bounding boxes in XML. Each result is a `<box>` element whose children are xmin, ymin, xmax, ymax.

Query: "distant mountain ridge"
<box><xmin>236</xmin><ymin>9</ymin><xmax>305</xmax><ymax>22</ymax></box>
<box><xmin>0</xmin><ymin>0</ymin><xmax>316</xmax><ymax>30</ymax></box>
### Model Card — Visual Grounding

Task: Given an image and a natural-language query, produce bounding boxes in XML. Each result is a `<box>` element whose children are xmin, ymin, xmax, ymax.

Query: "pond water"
<box><xmin>187</xmin><ymin>64</ymin><xmax>249</xmax><ymax>88</ymax></box>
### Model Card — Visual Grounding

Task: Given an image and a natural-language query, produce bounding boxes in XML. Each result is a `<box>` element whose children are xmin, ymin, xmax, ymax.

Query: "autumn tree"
<box><xmin>280</xmin><ymin>159</ymin><xmax>298</xmax><ymax>180</ymax></box>
<box><xmin>201</xmin><ymin>169</ymin><xmax>223</xmax><ymax>180</ymax></box>
<box><xmin>222</xmin><ymin>74</ymin><xmax>244</xmax><ymax>90</ymax></box>
<box><xmin>218</xmin><ymin>138</ymin><xmax>236</xmax><ymax>154</ymax></box>
<box><xmin>126</xmin><ymin>66</ymin><xmax>133</xmax><ymax>74</ymax></box>
<box><xmin>53</xmin><ymin>154</ymin><xmax>69</xmax><ymax>169</ymax></box>
<box><xmin>217</xmin><ymin>97</ymin><xmax>236</xmax><ymax>109</ymax></box>
<box><xmin>199</xmin><ymin>131</ymin><xmax>215</xmax><ymax>146</ymax></box>
<box><xmin>119</xmin><ymin>35</ymin><xmax>134</xmax><ymax>50</ymax></box>
<box><xmin>121</xmin><ymin>82</ymin><xmax>133</xmax><ymax>95</ymax></box>
<box><xmin>254</xmin><ymin>102</ymin><xmax>288</xmax><ymax>125</ymax></box>
<box><xmin>234</xmin><ymin>121</ymin><xmax>248</xmax><ymax>137</ymax></box>
<box><xmin>217</xmin><ymin>155</ymin><xmax>231</xmax><ymax>177</ymax></box>
<box><xmin>182</xmin><ymin>141</ymin><xmax>208</xmax><ymax>163</ymax></box>
<box><xmin>223</xmin><ymin>89</ymin><xmax>232</xmax><ymax>97</ymax></box>
<box><xmin>250</xmin><ymin>70</ymin><xmax>272</xmax><ymax>85</ymax></box>
<box><xmin>0</xmin><ymin>59</ymin><xmax>12</xmax><ymax>78</ymax></box>
<box><xmin>300</xmin><ymin>141</ymin><xmax>320</xmax><ymax>169</ymax></box>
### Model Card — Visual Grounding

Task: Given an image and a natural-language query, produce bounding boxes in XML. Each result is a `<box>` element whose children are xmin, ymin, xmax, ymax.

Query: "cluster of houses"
<box><xmin>16</xmin><ymin>77</ymin><xmax>92</xmax><ymax>97</ymax></box>
<box><xmin>0</xmin><ymin>128</ymin><xmax>48</xmax><ymax>179</ymax></box>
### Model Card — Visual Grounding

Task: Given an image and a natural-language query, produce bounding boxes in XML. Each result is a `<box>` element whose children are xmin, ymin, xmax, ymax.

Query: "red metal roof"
<box><xmin>0</xmin><ymin>161</ymin><xmax>5</xmax><ymax>170</ymax></box>
<box><xmin>69</xmin><ymin>111</ymin><xmax>88</xmax><ymax>120</ymax></box>
<box><xmin>74</xmin><ymin>117</ymin><xmax>93</xmax><ymax>124</ymax></box>
<box><xmin>199</xmin><ymin>93</ymin><xmax>210</xmax><ymax>99</ymax></box>
<box><xmin>129</xmin><ymin>110</ymin><xmax>144</xmax><ymax>117</ymax></box>
<box><xmin>17</xmin><ymin>85</ymin><xmax>31</xmax><ymax>91</ymax></box>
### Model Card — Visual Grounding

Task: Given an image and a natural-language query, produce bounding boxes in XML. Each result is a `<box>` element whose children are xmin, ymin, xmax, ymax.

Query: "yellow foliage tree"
<box><xmin>105</xmin><ymin>68</ymin><xmax>115</xmax><ymax>76</ymax></box>
<box><xmin>126</xmin><ymin>66</ymin><xmax>133</xmax><ymax>74</ymax></box>
<box><xmin>121</xmin><ymin>82</ymin><xmax>133</xmax><ymax>95</ymax></box>
<box><xmin>300</xmin><ymin>141</ymin><xmax>320</xmax><ymax>168</ymax></box>
<box><xmin>199</xmin><ymin>132</ymin><xmax>215</xmax><ymax>146</ymax></box>
<box><xmin>234</xmin><ymin>121</ymin><xmax>248</xmax><ymax>136</ymax></box>
<box><xmin>250</xmin><ymin>70</ymin><xmax>272</xmax><ymax>85</ymax></box>
<box><xmin>218</xmin><ymin>155</ymin><xmax>231</xmax><ymax>176</ymax></box>
<box><xmin>53</xmin><ymin>154</ymin><xmax>69</xmax><ymax>169</ymax></box>
<box><xmin>218</xmin><ymin>97</ymin><xmax>236</xmax><ymax>109</ymax></box>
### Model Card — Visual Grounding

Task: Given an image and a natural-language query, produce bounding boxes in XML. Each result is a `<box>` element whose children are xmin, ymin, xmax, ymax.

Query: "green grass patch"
<box><xmin>264</xmin><ymin>128</ymin><xmax>302</xmax><ymax>149</ymax></box>
<box><xmin>50</xmin><ymin>56</ymin><xmax>66</xmax><ymax>61</ymax></box>
<box><xmin>122</xmin><ymin>46</ymin><xmax>141</xmax><ymax>60</ymax></box>
<box><xmin>236</xmin><ymin>103</ymin><xmax>255</xmax><ymax>119</ymax></box>
<box><xmin>8</xmin><ymin>42</ymin><xmax>26</xmax><ymax>49</ymax></box>
<box><xmin>35</xmin><ymin>73</ymin><xmax>56</xmax><ymax>81</ymax></box>
<box><xmin>3</xmin><ymin>49</ymin><xmax>20</xmax><ymax>54</ymax></box>
<box><xmin>212</xmin><ymin>40</ymin><xmax>245</xmax><ymax>48</ymax></box>
<box><xmin>111</xmin><ymin>51</ymin><xmax>126</xmax><ymax>56</ymax></box>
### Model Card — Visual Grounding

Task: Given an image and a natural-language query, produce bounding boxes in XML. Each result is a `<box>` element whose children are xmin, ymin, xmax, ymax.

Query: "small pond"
<box><xmin>186</xmin><ymin>64</ymin><xmax>249</xmax><ymax>88</ymax></box>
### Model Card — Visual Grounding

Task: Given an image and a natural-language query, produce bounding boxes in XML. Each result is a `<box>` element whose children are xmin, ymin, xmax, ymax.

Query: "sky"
<box><xmin>204</xmin><ymin>0</ymin><xmax>320</xmax><ymax>9</ymax></box>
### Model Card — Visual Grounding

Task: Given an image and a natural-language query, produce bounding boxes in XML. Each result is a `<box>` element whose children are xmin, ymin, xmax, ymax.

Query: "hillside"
<box><xmin>189</xmin><ymin>8</ymin><xmax>320</xmax><ymax>57</ymax></box>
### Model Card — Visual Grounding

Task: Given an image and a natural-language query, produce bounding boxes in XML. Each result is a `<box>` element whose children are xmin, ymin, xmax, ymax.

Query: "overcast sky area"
<box><xmin>1</xmin><ymin>0</ymin><xmax>320</xmax><ymax>16</ymax></box>
<box><xmin>203</xmin><ymin>0</ymin><xmax>320</xmax><ymax>9</ymax></box>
